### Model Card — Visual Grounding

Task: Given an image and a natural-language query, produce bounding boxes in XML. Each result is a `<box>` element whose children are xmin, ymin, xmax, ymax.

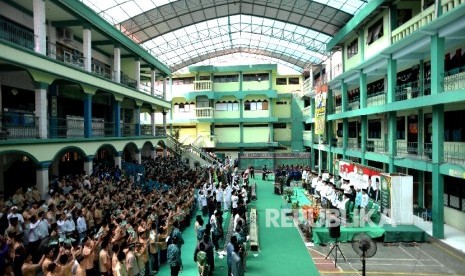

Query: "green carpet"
<box><xmin>159</xmin><ymin>175</ymin><xmax>320</xmax><ymax>275</ymax></box>
<box><xmin>244</xmin><ymin>176</ymin><xmax>320</xmax><ymax>276</ymax></box>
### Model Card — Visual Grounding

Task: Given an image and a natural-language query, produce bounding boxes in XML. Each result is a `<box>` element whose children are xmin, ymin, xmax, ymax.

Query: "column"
<box><xmin>33</xmin><ymin>0</ymin><xmax>46</xmax><ymax>55</ymax></box>
<box><xmin>343</xmin><ymin>118</ymin><xmax>348</xmax><ymax>160</ymax></box>
<box><xmin>432</xmin><ymin>104</ymin><xmax>444</xmax><ymax>238</ymax></box>
<box><xmin>47</xmin><ymin>21</ymin><xmax>56</xmax><ymax>59</ymax></box>
<box><xmin>360</xmin><ymin>71</ymin><xmax>367</xmax><ymax>109</ymax></box>
<box><xmin>162</xmin><ymin>110</ymin><xmax>167</xmax><ymax>135</ymax></box>
<box><xmin>239</xmin><ymin>99</ymin><xmax>244</xmax><ymax>119</ymax></box>
<box><xmin>114</xmin><ymin>100</ymin><xmax>121</xmax><ymax>137</ymax></box>
<box><xmin>387</xmin><ymin>56</ymin><xmax>397</xmax><ymax>103</ymax></box>
<box><xmin>49</xmin><ymin>84</ymin><xmax>58</xmax><ymax>138</ymax></box>
<box><xmin>269</xmin><ymin>70</ymin><xmax>272</xmax><ymax>90</ymax></box>
<box><xmin>82</xmin><ymin>26</ymin><xmax>92</xmax><ymax>72</ymax></box>
<box><xmin>327</xmin><ymin>120</ymin><xmax>334</xmax><ymax>173</ymax></box>
<box><xmin>36</xmin><ymin>163</ymin><xmax>50</xmax><ymax>199</ymax></box>
<box><xmin>419</xmin><ymin>60</ymin><xmax>425</xmax><ymax>96</ymax></box>
<box><xmin>84</xmin><ymin>93</ymin><xmax>92</xmax><ymax>138</ymax></box>
<box><xmin>151</xmin><ymin>111</ymin><xmax>156</xmax><ymax>136</ymax></box>
<box><xmin>134</xmin><ymin>106</ymin><xmax>141</xmax><ymax>136</ymax></box>
<box><xmin>151</xmin><ymin>147</ymin><xmax>157</xmax><ymax>159</ymax></box>
<box><xmin>135</xmin><ymin>59</ymin><xmax>141</xmax><ymax>90</ymax></box>
<box><xmin>151</xmin><ymin>69</ymin><xmax>156</xmax><ymax>96</ymax></box>
<box><xmin>113</xmin><ymin>46</ymin><xmax>121</xmax><ymax>83</ymax></box>
<box><xmin>163</xmin><ymin>78</ymin><xmax>167</xmax><ymax>100</ymax></box>
<box><xmin>240</xmin><ymin>123</ymin><xmax>244</xmax><ymax>143</ymax></box>
<box><xmin>430</xmin><ymin>34</ymin><xmax>445</xmax><ymax>95</ymax></box>
<box><xmin>388</xmin><ymin>111</ymin><xmax>397</xmax><ymax>173</ymax></box>
<box><xmin>239</xmin><ymin>71</ymin><xmax>243</xmax><ymax>91</ymax></box>
<box><xmin>84</xmin><ymin>157</ymin><xmax>93</xmax><ymax>176</ymax></box>
<box><xmin>114</xmin><ymin>154</ymin><xmax>122</xmax><ymax>169</ymax></box>
<box><xmin>417</xmin><ymin>171</ymin><xmax>425</xmax><ymax>208</ymax></box>
<box><xmin>35</xmin><ymin>82</ymin><xmax>48</xmax><ymax>139</ymax></box>
<box><xmin>361</xmin><ymin>115</ymin><xmax>367</xmax><ymax>164</ymax></box>
<box><xmin>135</xmin><ymin>152</ymin><xmax>142</xmax><ymax>164</ymax></box>
<box><xmin>341</xmin><ymin>81</ymin><xmax>348</xmax><ymax>112</ymax></box>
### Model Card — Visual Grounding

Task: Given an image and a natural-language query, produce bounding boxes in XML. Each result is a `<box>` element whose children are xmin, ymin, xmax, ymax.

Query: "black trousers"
<box><xmin>170</xmin><ymin>265</ymin><xmax>181</xmax><ymax>276</ymax></box>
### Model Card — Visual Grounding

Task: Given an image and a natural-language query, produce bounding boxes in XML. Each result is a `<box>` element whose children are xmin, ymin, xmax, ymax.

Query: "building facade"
<box><xmin>302</xmin><ymin>0</ymin><xmax>465</xmax><ymax>238</ymax></box>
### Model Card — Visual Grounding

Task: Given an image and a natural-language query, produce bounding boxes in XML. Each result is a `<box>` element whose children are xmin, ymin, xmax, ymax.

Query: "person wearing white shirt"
<box><xmin>7</xmin><ymin>206</ymin><xmax>24</xmax><ymax>227</ymax></box>
<box><xmin>27</xmin><ymin>215</ymin><xmax>41</xmax><ymax>262</ymax></box>
<box><xmin>216</xmin><ymin>185</ymin><xmax>224</xmax><ymax>209</ymax></box>
<box><xmin>231</xmin><ymin>191</ymin><xmax>239</xmax><ymax>215</ymax></box>
<box><xmin>360</xmin><ymin>189</ymin><xmax>369</xmax><ymax>209</ymax></box>
<box><xmin>76</xmin><ymin>209</ymin><xmax>87</xmax><ymax>244</ymax></box>
<box><xmin>223</xmin><ymin>185</ymin><xmax>232</xmax><ymax>212</ymax></box>
<box><xmin>63</xmin><ymin>213</ymin><xmax>76</xmax><ymax>236</ymax></box>
<box><xmin>311</xmin><ymin>174</ymin><xmax>320</xmax><ymax>195</ymax></box>
<box><xmin>37</xmin><ymin>211</ymin><xmax>49</xmax><ymax>240</ymax></box>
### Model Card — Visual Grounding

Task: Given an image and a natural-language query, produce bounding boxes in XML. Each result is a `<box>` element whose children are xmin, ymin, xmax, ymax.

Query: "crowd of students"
<box><xmin>0</xmin><ymin>154</ymin><xmax>254</xmax><ymax>276</ymax></box>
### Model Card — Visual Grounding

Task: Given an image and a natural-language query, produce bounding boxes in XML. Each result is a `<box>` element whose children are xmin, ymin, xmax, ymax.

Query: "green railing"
<box><xmin>444</xmin><ymin>143</ymin><xmax>465</xmax><ymax>164</ymax></box>
<box><xmin>396</xmin><ymin>141</ymin><xmax>432</xmax><ymax>160</ymax></box>
<box><xmin>391</xmin><ymin>5</ymin><xmax>435</xmax><ymax>44</ymax></box>
<box><xmin>444</xmin><ymin>66</ymin><xmax>465</xmax><ymax>91</ymax></box>
<box><xmin>367</xmin><ymin>140</ymin><xmax>388</xmax><ymax>153</ymax></box>
<box><xmin>0</xmin><ymin>18</ymin><xmax>35</xmax><ymax>50</ymax></box>
<box><xmin>0</xmin><ymin>112</ymin><xmax>38</xmax><ymax>139</ymax></box>
<box><xmin>367</xmin><ymin>91</ymin><xmax>386</xmax><ymax>107</ymax></box>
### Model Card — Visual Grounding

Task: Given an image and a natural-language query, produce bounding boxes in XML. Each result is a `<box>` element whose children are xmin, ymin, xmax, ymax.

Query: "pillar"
<box><xmin>343</xmin><ymin>118</ymin><xmax>348</xmax><ymax>160</ymax></box>
<box><xmin>114</xmin><ymin>100</ymin><xmax>121</xmax><ymax>137</ymax></box>
<box><xmin>84</xmin><ymin>93</ymin><xmax>92</xmax><ymax>138</ymax></box>
<box><xmin>388</xmin><ymin>111</ymin><xmax>397</xmax><ymax>173</ymax></box>
<box><xmin>151</xmin><ymin>69</ymin><xmax>156</xmax><ymax>96</ymax></box>
<box><xmin>431</xmin><ymin>104</ymin><xmax>444</xmax><ymax>238</ymax></box>
<box><xmin>134</xmin><ymin>106</ymin><xmax>141</xmax><ymax>136</ymax></box>
<box><xmin>418</xmin><ymin>109</ymin><xmax>424</xmax><ymax>154</ymax></box>
<box><xmin>269</xmin><ymin>70</ymin><xmax>272</xmax><ymax>90</ymax></box>
<box><xmin>33</xmin><ymin>0</ymin><xmax>46</xmax><ymax>54</ymax></box>
<box><xmin>239</xmin><ymin>71</ymin><xmax>243</xmax><ymax>91</ymax></box>
<box><xmin>163</xmin><ymin>78</ymin><xmax>167</xmax><ymax>100</ymax></box>
<box><xmin>151</xmin><ymin>112</ymin><xmax>156</xmax><ymax>136</ymax></box>
<box><xmin>361</xmin><ymin>115</ymin><xmax>367</xmax><ymax>164</ymax></box>
<box><xmin>240</xmin><ymin>123</ymin><xmax>244</xmax><ymax>143</ymax></box>
<box><xmin>135</xmin><ymin>59</ymin><xmax>141</xmax><ymax>90</ymax></box>
<box><xmin>84</xmin><ymin>158</ymin><xmax>93</xmax><ymax>176</ymax></box>
<box><xmin>360</xmin><ymin>71</ymin><xmax>367</xmax><ymax>109</ymax></box>
<box><xmin>36</xmin><ymin>163</ymin><xmax>50</xmax><ymax>198</ymax></box>
<box><xmin>430</xmin><ymin>34</ymin><xmax>445</xmax><ymax>95</ymax></box>
<box><xmin>47</xmin><ymin>21</ymin><xmax>56</xmax><ymax>59</ymax></box>
<box><xmin>35</xmin><ymin>82</ymin><xmax>48</xmax><ymax>139</ymax></box>
<box><xmin>135</xmin><ymin>152</ymin><xmax>141</xmax><ymax>164</ymax></box>
<box><xmin>49</xmin><ymin>84</ymin><xmax>58</xmax><ymax>138</ymax></box>
<box><xmin>114</xmin><ymin>155</ymin><xmax>122</xmax><ymax>169</ymax></box>
<box><xmin>162</xmin><ymin>110</ymin><xmax>167</xmax><ymax>135</ymax></box>
<box><xmin>387</xmin><ymin>56</ymin><xmax>397</xmax><ymax>104</ymax></box>
<box><xmin>82</xmin><ymin>26</ymin><xmax>92</xmax><ymax>72</ymax></box>
<box><xmin>341</xmin><ymin>81</ymin><xmax>348</xmax><ymax>112</ymax></box>
<box><xmin>151</xmin><ymin>147</ymin><xmax>157</xmax><ymax>159</ymax></box>
<box><xmin>113</xmin><ymin>46</ymin><xmax>121</xmax><ymax>83</ymax></box>
<box><xmin>417</xmin><ymin>171</ymin><xmax>425</xmax><ymax>208</ymax></box>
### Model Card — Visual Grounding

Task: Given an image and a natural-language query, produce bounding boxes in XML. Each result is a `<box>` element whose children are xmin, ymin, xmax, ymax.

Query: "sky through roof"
<box><xmin>82</xmin><ymin>0</ymin><xmax>367</xmax><ymax>73</ymax></box>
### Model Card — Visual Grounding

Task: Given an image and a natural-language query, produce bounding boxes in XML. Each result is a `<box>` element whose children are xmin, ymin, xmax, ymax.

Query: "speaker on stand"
<box><xmin>325</xmin><ymin>218</ymin><xmax>347</xmax><ymax>267</ymax></box>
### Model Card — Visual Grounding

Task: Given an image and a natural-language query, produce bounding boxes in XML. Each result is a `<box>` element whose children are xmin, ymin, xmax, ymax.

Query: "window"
<box><xmin>243</xmin><ymin>73</ymin><xmax>269</xmax><ymax>82</ymax></box>
<box><xmin>199</xmin><ymin>75</ymin><xmax>210</xmax><ymax>80</ymax></box>
<box><xmin>347</xmin><ymin>38</ymin><xmax>358</xmax><ymax>59</ymax></box>
<box><xmin>368</xmin><ymin>119</ymin><xmax>382</xmax><ymax>139</ymax></box>
<box><xmin>244</xmin><ymin>100</ymin><xmax>268</xmax><ymax>111</ymax></box>
<box><xmin>444</xmin><ymin>110</ymin><xmax>465</xmax><ymax>142</ymax></box>
<box><xmin>213</xmin><ymin>75</ymin><xmax>239</xmax><ymax>83</ymax></box>
<box><xmin>348</xmin><ymin>121</ymin><xmax>360</xmax><ymax>138</ymax></box>
<box><xmin>215</xmin><ymin>101</ymin><xmax>239</xmax><ymax>111</ymax></box>
<box><xmin>273</xmin><ymin>123</ymin><xmax>287</xmax><ymax>129</ymax></box>
<box><xmin>444</xmin><ymin>176</ymin><xmax>465</xmax><ymax>211</ymax></box>
<box><xmin>288</xmin><ymin>78</ymin><xmax>300</xmax><ymax>85</ymax></box>
<box><xmin>175</xmin><ymin>102</ymin><xmax>193</xmax><ymax>113</ymax></box>
<box><xmin>367</xmin><ymin>18</ymin><xmax>383</xmax><ymax>45</ymax></box>
<box><xmin>276</xmin><ymin>78</ymin><xmax>287</xmax><ymax>85</ymax></box>
<box><xmin>172</xmin><ymin>77</ymin><xmax>194</xmax><ymax>85</ymax></box>
<box><xmin>276</xmin><ymin>101</ymin><xmax>288</xmax><ymax>105</ymax></box>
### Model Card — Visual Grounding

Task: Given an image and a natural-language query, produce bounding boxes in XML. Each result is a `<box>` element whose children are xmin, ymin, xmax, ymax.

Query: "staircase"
<box><xmin>165</xmin><ymin>134</ymin><xmax>216</xmax><ymax>167</ymax></box>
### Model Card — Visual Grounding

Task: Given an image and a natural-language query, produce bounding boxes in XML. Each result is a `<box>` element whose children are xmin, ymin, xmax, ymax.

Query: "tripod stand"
<box><xmin>325</xmin><ymin>237</ymin><xmax>347</xmax><ymax>267</ymax></box>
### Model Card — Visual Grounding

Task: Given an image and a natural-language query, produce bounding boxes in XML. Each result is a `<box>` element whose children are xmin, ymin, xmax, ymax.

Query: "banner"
<box><xmin>380</xmin><ymin>174</ymin><xmax>391</xmax><ymax>214</ymax></box>
<box><xmin>314</xmin><ymin>85</ymin><xmax>328</xmax><ymax>135</ymax></box>
<box><xmin>335</xmin><ymin>160</ymin><xmax>382</xmax><ymax>189</ymax></box>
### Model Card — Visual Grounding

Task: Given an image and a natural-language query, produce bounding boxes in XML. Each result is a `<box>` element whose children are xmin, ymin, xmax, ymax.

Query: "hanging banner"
<box><xmin>336</xmin><ymin>160</ymin><xmax>382</xmax><ymax>189</ymax></box>
<box><xmin>314</xmin><ymin>85</ymin><xmax>328</xmax><ymax>135</ymax></box>
<box><xmin>380</xmin><ymin>174</ymin><xmax>391</xmax><ymax>215</ymax></box>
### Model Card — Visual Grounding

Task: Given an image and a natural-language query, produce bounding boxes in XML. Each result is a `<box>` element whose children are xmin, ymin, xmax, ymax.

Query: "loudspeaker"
<box><xmin>329</xmin><ymin>224</ymin><xmax>341</xmax><ymax>239</ymax></box>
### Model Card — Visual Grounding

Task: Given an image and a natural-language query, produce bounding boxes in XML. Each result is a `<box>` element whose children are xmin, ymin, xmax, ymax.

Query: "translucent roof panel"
<box><xmin>83</xmin><ymin>0</ymin><xmax>368</xmax><ymax>72</ymax></box>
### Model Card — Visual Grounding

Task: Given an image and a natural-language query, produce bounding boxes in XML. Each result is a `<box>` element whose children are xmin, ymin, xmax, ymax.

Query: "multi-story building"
<box><xmin>0</xmin><ymin>0</ymin><xmax>172</xmax><ymax>198</ymax></box>
<box><xmin>302</xmin><ymin>0</ymin><xmax>465</xmax><ymax>238</ymax></box>
<box><xmin>168</xmin><ymin>64</ymin><xmax>307</xmax><ymax>166</ymax></box>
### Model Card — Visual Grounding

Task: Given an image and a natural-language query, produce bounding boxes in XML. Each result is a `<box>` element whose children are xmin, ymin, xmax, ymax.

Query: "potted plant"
<box><xmin>283</xmin><ymin>187</ymin><xmax>293</xmax><ymax>203</ymax></box>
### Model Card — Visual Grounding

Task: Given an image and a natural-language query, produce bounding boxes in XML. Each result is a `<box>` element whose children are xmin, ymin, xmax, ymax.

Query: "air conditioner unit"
<box><xmin>57</xmin><ymin>27</ymin><xmax>73</xmax><ymax>43</ymax></box>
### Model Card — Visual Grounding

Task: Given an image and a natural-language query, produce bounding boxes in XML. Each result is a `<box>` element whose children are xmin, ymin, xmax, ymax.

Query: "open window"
<box><xmin>367</xmin><ymin>18</ymin><xmax>383</xmax><ymax>45</ymax></box>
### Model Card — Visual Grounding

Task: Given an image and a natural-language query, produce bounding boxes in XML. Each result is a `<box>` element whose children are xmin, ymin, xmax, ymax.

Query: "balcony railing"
<box><xmin>396</xmin><ymin>141</ymin><xmax>432</xmax><ymax>160</ymax></box>
<box><xmin>391</xmin><ymin>5</ymin><xmax>435</xmax><ymax>44</ymax></box>
<box><xmin>302</xmin><ymin>131</ymin><xmax>313</xmax><ymax>143</ymax></box>
<box><xmin>444</xmin><ymin>143</ymin><xmax>465</xmax><ymax>164</ymax></box>
<box><xmin>0</xmin><ymin>112</ymin><xmax>38</xmax><ymax>139</ymax></box>
<box><xmin>367</xmin><ymin>140</ymin><xmax>388</xmax><ymax>153</ymax></box>
<box><xmin>302</xmin><ymin>106</ymin><xmax>311</xmax><ymax>117</ymax></box>
<box><xmin>348</xmin><ymin>99</ymin><xmax>359</xmax><ymax>111</ymax></box>
<box><xmin>121</xmin><ymin>123</ymin><xmax>136</xmax><ymax>137</ymax></box>
<box><xmin>121</xmin><ymin>74</ymin><xmax>137</xmax><ymax>89</ymax></box>
<box><xmin>302</xmin><ymin>77</ymin><xmax>314</xmax><ymax>96</ymax></box>
<box><xmin>367</xmin><ymin>91</ymin><xmax>386</xmax><ymax>107</ymax></box>
<box><xmin>442</xmin><ymin>0</ymin><xmax>465</xmax><ymax>13</ymax></box>
<box><xmin>195</xmin><ymin>107</ymin><xmax>214</xmax><ymax>118</ymax></box>
<box><xmin>444</xmin><ymin>66</ymin><xmax>465</xmax><ymax>91</ymax></box>
<box><xmin>193</xmin><ymin>80</ymin><xmax>212</xmax><ymax>91</ymax></box>
<box><xmin>0</xmin><ymin>17</ymin><xmax>35</xmax><ymax>50</ymax></box>
<box><xmin>347</xmin><ymin>139</ymin><xmax>359</xmax><ymax>149</ymax></box>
